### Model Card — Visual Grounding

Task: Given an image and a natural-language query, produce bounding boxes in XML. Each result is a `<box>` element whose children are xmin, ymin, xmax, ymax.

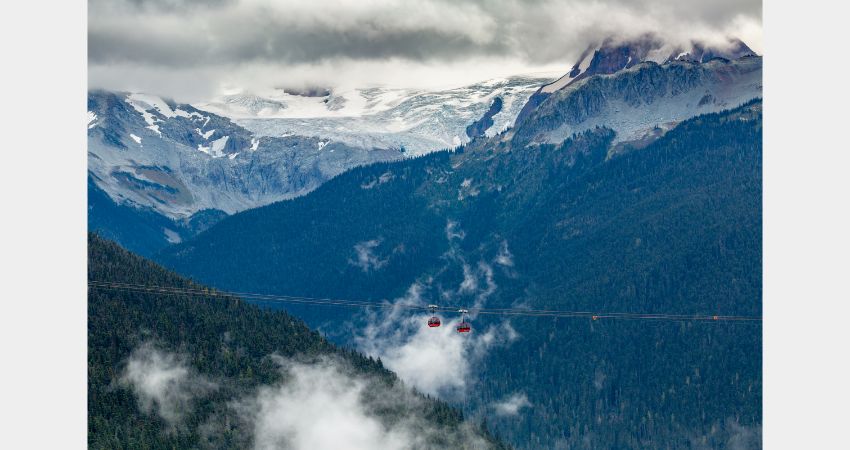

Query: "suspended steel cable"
<box><xmin>87</xmin><ymin>280</ymin><xmax>762</xmax><ymax>323</ymax></box>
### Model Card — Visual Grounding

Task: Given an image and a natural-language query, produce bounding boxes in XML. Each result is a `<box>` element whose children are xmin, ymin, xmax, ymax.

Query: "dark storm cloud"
<box><xmin>89</xmin><ymin>0</ymin><xmax>762</xmax><ymax>68</ymax></box>
<box><xmin>89</xmin><ymin>20</ymin><xmax>506</xmax><ymax>66</ymax></box>
<box><xmin>90</xmin><ymin>0</ymin><xmax>235</xmax><ymax>12</ymax></box>
<box><xmin>87</xmin><ymin>0</ymin><xmax>761</xmax><ymax>99</ymax></box>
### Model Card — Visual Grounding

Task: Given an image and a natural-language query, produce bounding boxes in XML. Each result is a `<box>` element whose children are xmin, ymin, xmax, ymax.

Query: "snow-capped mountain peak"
<box><xmin>540</xmin><ymin>34</ymin><xmax>757</xmax><ymax>95</ymax></box>
<box><xmin>672</xmin><ymin>38</ymin><xmax>756</xmax><ymax>63</ymax></box>
<box><xmin>516</xmin><ymin>35</ymin><xmax>759</xmax><ymax>127</ymax></box>
<box><xmin>88</xmin><ymin>90</ymin><xmax>403</xmax><ymax>222</ymax></box>
<box><xmin>542</xmin><ymin>34</ymin><xmax>669</xmax><ymax>93</ymax></box>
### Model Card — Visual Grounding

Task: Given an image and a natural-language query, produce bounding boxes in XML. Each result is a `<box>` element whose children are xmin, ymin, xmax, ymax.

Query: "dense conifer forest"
<box><xmin>88</xmin><ymin>234</ymin><xmax>508</xmax><ymax>449</ymax></box>
<box><xmin>156</xmin><ymin>101</ymin><xmax>762</xmax><ymax>448</ymax></box>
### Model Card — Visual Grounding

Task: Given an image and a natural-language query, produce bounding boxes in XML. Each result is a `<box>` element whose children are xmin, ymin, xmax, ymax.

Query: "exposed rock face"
<box><xmin>283</xmin><ymin>87</ymin><xmax>332</xmax><ymax>97</ymax></box>
<box><xmin>515</xmin><ymin>35</ymin><xmax>758</xmax><ymax>127</ymax></box>
<box><xmin>466</xmin><ymin>97</ymin><xmax>504</xmax><ymax>139</ymax></box>
<box><xmin>513</xmin><ymin>55</ymin><xmax>762</xmax><ymax>147</ymax></box>
<box><xmin>566</xmin><ymin>34</ymin><xmax>667</xmax><ymax>84</ymax></box>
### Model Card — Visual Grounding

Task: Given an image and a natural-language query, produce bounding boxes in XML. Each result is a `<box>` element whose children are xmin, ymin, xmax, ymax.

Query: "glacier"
<box><xmin>200</xmin><ymin>76</ymin><xmax>556</xmax><ymax>156</ymax></box>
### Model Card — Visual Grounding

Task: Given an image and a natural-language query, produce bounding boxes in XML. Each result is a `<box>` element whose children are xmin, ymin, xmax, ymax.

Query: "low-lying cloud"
<box><xmin>236</xmin><ymin>355</ymin><xmax>498</xmax><ymax>449</ymax></box>
<box><xmin>120</xmin><ymin>342</ymin><xmax>217</xmax><ymax>427</ymax></box>
<box><xmin>495</xmin><ymin>240</ymin><xmax>514</xmax><ymax>268</ymax></box>
<box><xmin>688</xmin><ymin>417</ymin><xmax>762</xmax><ymax>450</ymax></box>
<box><xmin>120</xmin><ymin>344</ymin><xmax>497</xmax><ymax>448</ymax></box>
<box><xmin>351</xmin><ymin>220</ymin><xmax>519</xmax><ymax>397</ymax></box>
<box><xmin>350</xmin><ymin>239</ymin><xmax>388</xmax><ymax>273</ymax></box>
<box><xmin>493</xmin><ymin>392</ymin><xmax>532</xmax><ymax>417</ymax></box>
<box><xmin>445</xmin><ymin>220</ymin><xmax>466</xmax><ymax>242</ymax></box>
<box><xmin>243</xmin><ymin>357</ymin><xmax>416</xmax><ymax>450</ymax></box>
<box><xmin>354</xmin><ymin>252</ymin><xmax>516</xmax><ymax>397</ymax></box>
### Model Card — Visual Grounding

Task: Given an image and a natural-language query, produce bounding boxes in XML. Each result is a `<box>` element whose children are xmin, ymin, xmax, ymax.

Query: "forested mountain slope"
<box><xmin>88</xmin><ymin>177</ymin><xmax>227</xmax><ymax>256</ymax></box>
<box><xmin>157</xmin><ymin>101</ymin><xmax>762</xmax><ymax>448</ymax></box>
<box><xmin>88</xmin><ymin>234</ymin><xmax>508</xmax><ymax>449</ymax></box>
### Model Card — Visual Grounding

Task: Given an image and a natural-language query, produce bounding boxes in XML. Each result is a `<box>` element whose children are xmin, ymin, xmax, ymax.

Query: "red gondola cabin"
<box><xmin>427</xmin><ymin>305</ymin><xmax>441</xmax><ymax>327</ymax></box>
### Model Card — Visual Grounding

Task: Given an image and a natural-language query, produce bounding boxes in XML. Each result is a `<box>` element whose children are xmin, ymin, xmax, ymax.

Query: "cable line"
<box><xmin>88</xmin><ymin>280</ymin><xmax>762</xmax><ymax>323</ymax></box>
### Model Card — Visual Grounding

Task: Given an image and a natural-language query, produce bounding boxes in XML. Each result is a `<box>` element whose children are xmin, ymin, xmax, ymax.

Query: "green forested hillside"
<box><xmin>88</xmin><ymin>234</ymin><xmax>508</xmax><ymax>449</ymax></box>
<box><xmin>157</xmin><ymin>101</ymin><xmax>762</xmax><ymax>448</ymax></box>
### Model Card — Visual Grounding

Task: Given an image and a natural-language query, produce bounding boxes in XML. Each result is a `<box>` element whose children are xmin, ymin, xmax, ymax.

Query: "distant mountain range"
<box><xmin>88</xmin><ymin>35</ymin><xmax>760</xmax><ymax>257</ymax></box>
<box><xmin>87</xmin><ymin>91</ymin><xmax>402</xmax><ymax>254</ymax></box>
<box><xmin>88</xmin><ymin>76</ymin><xmax>554</xmax><ymax>254</ymax></box>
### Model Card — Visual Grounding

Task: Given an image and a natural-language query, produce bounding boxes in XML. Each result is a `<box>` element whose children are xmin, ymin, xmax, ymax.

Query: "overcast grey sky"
<box><xmin>88</xmin><ymin>0</ymin><xmax>762</xmax><ymax>101</ymax></box>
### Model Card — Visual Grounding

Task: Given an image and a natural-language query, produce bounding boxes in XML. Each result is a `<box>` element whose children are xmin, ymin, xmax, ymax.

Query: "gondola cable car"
<box><xmin>427</xmin><ymin>304</ymin><xmax>441</xmax><ymax>327</ymax></box>
<box><xmin>456</xmin><ymin>309</ymin><xmax>471</xmax><ymax>333</ymax></box>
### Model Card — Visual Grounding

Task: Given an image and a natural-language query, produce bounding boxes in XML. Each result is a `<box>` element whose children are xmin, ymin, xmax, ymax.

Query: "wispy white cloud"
<box><xmin>350</xmin><ymin>239</ymin><xmax>387</xmax><ymax>273</ymax></box>
<box><xmin>493</xmin><ymin>392</ymin><xmax>531</xmax><ymax>417</ymax></box>
<box><xmin>349</xmin><ymin>220</ymin><xmax>521</xmax><ymax>396</ymax></box>
<box><xmin>445</xmin><ymin>220</ymin><xmax>466</xmax><ymax>241</ymax></box>
<box><xmin>495</xmin><ymin>240</ymin><xmax>514</xmax><ymax>267</ymax></box>
<box><xmin>234</xmin><ymin>355</ymin><xmax>494</xmax><ymax>450</ymax></box>
<box><xmin>119</xmin><ymin>342</ymin><xmax>216</xmax><ymax>427</ymax></box>
<box><xmin>459</xmin><ymin>263</ymin><xmax>479</xmax><ymax>294</ymax></box>
<box><xmin>120</xmin><ymin>343</ymin><xmax>496</xmax><ymax>448</ymax></box>
<box><xmin>354</xmin><ymin>278</ymin><xmax>517</xmax><ymax>397</ymax></box>
<box><xmin>243</xmin><ymin>357</ymin><xmax>413</xmax><ymax>450</ymax></box>
<box><xmin>687</xmin><ymin>418</ymin><xmax>762</xmax><ymax>450</ymax></box>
